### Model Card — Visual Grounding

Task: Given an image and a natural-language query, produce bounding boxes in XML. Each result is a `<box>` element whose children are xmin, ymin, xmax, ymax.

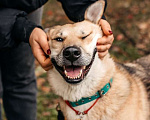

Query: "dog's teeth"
<box><xmin>65</xmin><ymin>69</ymin><xmax>83</xmax><ymax>79</ymax></box>
<box><xmin>67</xmin><ymin>76</ymin><xmax>70</xmax><ymax>79</ymax></box>
<box><xmin>80</xmin><ymin>69</ymin><xmax>82</xmax><ymax>75</ymax></box>
<box><xmin>83</xmin><ymin>66</ymin><xmax>86</xmax><ymax>69</ymax></box>
<box><xmin>64</xmin><ymin>70</ymin><xmax>67</xmax><ymax>75</ymax></box>
<box><xmin>77</xmin><ymin>75</ymin><xmax>80</xmax><ymax>79</ymax></box>
<box><xmin>80</xmin><ymin>69</ymin><xmax>82</xmax><ymax>74</ymax></box>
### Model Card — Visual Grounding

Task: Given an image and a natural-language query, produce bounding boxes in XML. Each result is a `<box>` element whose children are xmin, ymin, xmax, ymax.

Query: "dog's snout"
<box><xmin>63</xmin><ymin>46</ymin><xmax>81</xmax><ymax>62</ymax></box>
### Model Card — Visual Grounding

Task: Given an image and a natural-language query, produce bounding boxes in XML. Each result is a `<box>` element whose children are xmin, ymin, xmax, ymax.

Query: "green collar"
<box><xmin>68</xmin><ymin>78</ymin><xmax>113</xmax><ymax>107</ymax></box>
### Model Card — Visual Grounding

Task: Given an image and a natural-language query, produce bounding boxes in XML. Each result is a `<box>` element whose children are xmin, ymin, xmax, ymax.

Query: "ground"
<box><xmin>2</xmin><ymin>0</ymin><xmax>150</xmax><ymax>119</ymax></box>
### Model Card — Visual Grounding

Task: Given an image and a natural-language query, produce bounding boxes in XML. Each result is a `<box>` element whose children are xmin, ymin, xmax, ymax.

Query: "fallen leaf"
<box><xmin>47</xmin><ymin>10</ymin><xmax>53</xmax><ymax>16</ymax></box>
<box><xmin>42</xmin><ymin>112</ymin><xmax>51</xmax><ymax>116</ymax></box>
<box><xmin>37</xmin><ymin>78</ymin><xmax>46</xmax><ymax>88</ymax></box>
<box><xmin>116</xmin><ymin>34</ymin><xmax>124</xmax><ymax>41</ymax></box>
<box><xmin>41</xmin><ymin>86</ymin><xmax>51</xmax><ymax>93</ymax></box>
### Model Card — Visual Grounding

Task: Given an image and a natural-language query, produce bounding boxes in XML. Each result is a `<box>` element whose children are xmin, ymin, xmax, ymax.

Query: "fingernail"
<box><xmin>47</xmin><ymin>49</ymin><xmax>51</xmax><ymax>55</ymax></box>
<box><xmin>109</xmin><ymin>30</ymin><xmax>113</xmax><ymax>34</ymax></box>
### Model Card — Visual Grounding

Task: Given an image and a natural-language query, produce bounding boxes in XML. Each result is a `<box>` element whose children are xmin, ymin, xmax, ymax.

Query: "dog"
<box><xmin>46</xmin><ymin>0</ymin><xmax>150</xmax><ymax>119</ymax></box>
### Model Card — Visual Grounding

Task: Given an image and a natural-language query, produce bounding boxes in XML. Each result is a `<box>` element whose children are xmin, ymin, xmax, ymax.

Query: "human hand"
<box><xmin>96</xmin><ymin>19</ymin><xmax>114</xmax><ymax>59</ymax></box>
<box><xmin>29</xmin><ymin>28</ymin><xmax>52</xmax><ymax>71</ymax></box>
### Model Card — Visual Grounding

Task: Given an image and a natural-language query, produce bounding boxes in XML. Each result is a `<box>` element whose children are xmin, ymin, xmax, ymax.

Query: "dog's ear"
<box><xmin>44</xmin><ymin>27</ymin><xmax>55</xmax><ymax>41</ymax></box>
<box><xmin>44</xmin><ymin>28</ymin><xmax>50</xmax><ymax>33</ymax></box>
<box><xmin>84</xmin><ymin>0</ymin><xmax>105</xmax><ymax>24</ymax></box>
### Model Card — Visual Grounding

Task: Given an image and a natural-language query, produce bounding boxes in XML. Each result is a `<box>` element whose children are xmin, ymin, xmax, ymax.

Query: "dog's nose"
<box><xmin>63</xmin><ymin>46</ymin><xmax>81</xmax><ymax>62</ymax></box>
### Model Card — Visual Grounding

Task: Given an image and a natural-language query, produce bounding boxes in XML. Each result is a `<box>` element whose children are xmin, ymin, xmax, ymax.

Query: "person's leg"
<box><xmin>0</xmin><ymin>102</ymin><xmax>1</xmax><ymax>120</ymax></box>
<box><xmin>0</xmin><ymin>100</ymin><xmax>2</xmax><ymax>120</ymax></box>
<box><xmin>0</xmin><ymin>7</ymin><xmax>43</xmax><ymax>120</ymax></box>
<box><xmin>0</xmin><ymin>64</ymin><xmax>2</xmax><ymax>120</ymax></box>
<box><xmin>0</xmin><ymin>43</ymin><xmax>37</xmax><ymax>120</ymax></box>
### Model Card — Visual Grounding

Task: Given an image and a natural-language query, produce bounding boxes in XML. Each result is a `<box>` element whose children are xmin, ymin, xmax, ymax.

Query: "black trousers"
<box><xmin>0</xmin><ymin>7</ymin><xmax>43</xmax><ymax>120</ymax></box>
<box><xmin>0</xmin><ymin>43</ymin><xmax>37</xmax><ymax>120</ymax></box>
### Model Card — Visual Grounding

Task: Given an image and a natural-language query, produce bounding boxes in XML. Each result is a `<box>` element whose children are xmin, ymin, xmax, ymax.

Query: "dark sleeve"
<box><xmin>0</xmin><ymin>8</ymin><xmax>41</xmax><ymax>50</ymax></box>
<box><xmin>58</xmin><ymin>0</ymin><xmax>107</xmax><ymax>22</ymax></box>
<box><xmin>0</xmin><ymin>0</ymin><xmax>48</xmax><ymax>13</ymax></box>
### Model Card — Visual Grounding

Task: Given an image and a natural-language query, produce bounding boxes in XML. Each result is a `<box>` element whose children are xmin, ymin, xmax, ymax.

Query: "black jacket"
<box><xmin>0</xmin><ymin>0</ymin><xmax>107</xmax><ymax>50</ymax></box>
<box><xmin>58</xmin><ymin>0</ymin><xmax>107</xmax><ymax>22</ymax></box>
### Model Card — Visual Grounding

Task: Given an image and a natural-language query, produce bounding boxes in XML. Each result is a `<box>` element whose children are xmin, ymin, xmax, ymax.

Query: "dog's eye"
<box><xmin>82</xmin><ymin>34</ymin><xmax>90</xmax><ymax>40</ymax></box>
<box><xmin>54</xmin><ymin>37</ymin><xmax>64</xmax><ymax>42</ymax></box>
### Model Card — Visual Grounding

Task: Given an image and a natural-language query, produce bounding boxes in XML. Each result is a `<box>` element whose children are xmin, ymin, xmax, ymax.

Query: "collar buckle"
<box><xmin>98</xmin><ymin>90</ymin><xmax>105</xmax><ymax>97</ymax></box>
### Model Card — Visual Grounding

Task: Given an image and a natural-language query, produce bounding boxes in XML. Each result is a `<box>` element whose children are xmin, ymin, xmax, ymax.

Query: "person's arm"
<box><xmin>0</xmin><ymin>8</ymin><xmax>39</xmax><ymax>49</ymax></box>
<box><xmin>0</xmin><ymin>0</ymin><xmax>49</xmax><ymax>49</ymax></box>
<box><xmin>14</xmin><ymin>11</ymin><xmax>52</xmax><ymax>70</ymax></box>
<box><xmin>58</xmin><ymin>0</ymin><xmax>107</xmax><ymax>22</ymax></box>
<box><xmin>0</xmin><ymin>0</ymin><xmax>48</xmax><ymax>13</ymax></box>
<box><xmin>0</xmin><ymin>0</ymin><xmax>51</xmax><ymax>70</ymax></box>
<box><xmin>0</xmin><ymin>8</ymin><xmax>52</xmax><ymax>70</ymax></box>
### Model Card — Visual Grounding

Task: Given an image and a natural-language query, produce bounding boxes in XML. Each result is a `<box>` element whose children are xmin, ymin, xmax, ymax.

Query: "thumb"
<box><xmin>99</xmin><ymin>19</ymin><xmax>113</xmax><ymax>36</ymax></box>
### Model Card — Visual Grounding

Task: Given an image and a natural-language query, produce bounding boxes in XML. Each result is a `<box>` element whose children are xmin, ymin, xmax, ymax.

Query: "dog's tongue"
<box><xmin>65</xmin><ymin>66</ymin><xmax>82</xmax><ymax>77</ymax></box>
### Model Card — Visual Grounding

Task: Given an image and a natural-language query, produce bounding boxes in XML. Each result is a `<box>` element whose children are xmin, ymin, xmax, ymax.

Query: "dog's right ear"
<box><xmin>84</xmin><ymin>0</ymin><xmax>105</xmax><ymax>24</ymax></box>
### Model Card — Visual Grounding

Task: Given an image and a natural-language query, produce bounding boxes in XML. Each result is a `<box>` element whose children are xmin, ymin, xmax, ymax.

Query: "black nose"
<box><xmin>63</xmin><ymin>46</ymin><xmax>81</xmax><ymax>62</ymax></box>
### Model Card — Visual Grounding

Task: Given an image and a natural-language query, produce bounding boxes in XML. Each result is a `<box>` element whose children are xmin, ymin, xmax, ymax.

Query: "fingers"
<box><xmin>35</xmin><ymin>51</ymin><xmax>52</xmax><ymax>71</ymax></box>
<box><xmin>98</xmin><ymin>50</ymin><xmax>108</xmax><ymax>59</ymax></box>
<box><xmin>96</xmin><ymin>35</ymin><xmax>114</xmax><ymax>59</ymax></box>
<box><xmin>39</xmin><ymin>57</ymin><xmax>53</xmax><ymax>71</ymax></box>
<box><xmin>97</xmin><ymin>44</ymin><xmax>111</xmax><ymax>52</ymax></box>
<box><xmin>31</xmin><ymin>41</ymin><xmax>52</xmax><ymax>71</ymax></box>
<box><xmin>36</xmin><ymin>35</ymin><xmax>50</xmax><ymax>55</ymax></box>
<box><xmin>97</xmin><ymin>35</ymin><xmax>114</xmax><ymax>45</ymax></box>
<box><xmin>29</xmin><ymin>28</ymin><xmax>52</xmax><ymax>71</ymax></box>
<box><xmin>36</xmin><ymin>54</ymin><xmax>52</xmax><ymax>71</ymax></box>
<box><xmin>97</xmin><ymin>20</ymin><xmax>114</xmax><ymax>59</ymax></box>
<box><xmin>99</xmin><ymin>19</ymin><xmax>113</xmax><ymax>35</ymax></box>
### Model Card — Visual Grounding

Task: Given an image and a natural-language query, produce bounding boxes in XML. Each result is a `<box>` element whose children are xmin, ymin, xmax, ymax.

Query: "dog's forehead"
<box><xmin>50</xmin><ymin>21</ymin><xmax>98</xmax><ymax>38</ymax></box>
<box><xmin>73</xmin><ymin>21</ymin><xmax>96</xmax><ymax>33</ymax></box>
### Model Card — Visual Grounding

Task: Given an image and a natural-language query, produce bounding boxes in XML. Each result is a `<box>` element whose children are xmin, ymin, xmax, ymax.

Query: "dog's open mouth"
<box><xmin>51</xmin><ymin>48</ymin><xmax>97</xmax><ymax>84</ymax></box>
<box><xmin>64</xmin><ymin>66</ymin><xmax>84</xmax><ymax>80</ymax></box>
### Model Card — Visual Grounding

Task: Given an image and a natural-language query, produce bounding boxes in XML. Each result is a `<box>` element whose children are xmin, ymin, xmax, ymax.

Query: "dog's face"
<box><xmin>46</xmin><ymin>0</ymin><xmax>113</xmax><ymax>101</ymax></box>
<box><xmin>48</xmin><ymin>21</ymin><xmax>102</xmax><ymax>84</ymax></box>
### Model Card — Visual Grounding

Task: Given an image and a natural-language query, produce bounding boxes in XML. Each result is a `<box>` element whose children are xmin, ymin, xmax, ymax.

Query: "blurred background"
<box><xmin>2</xmin><ymin>0</ymin><xmax>150</xmax><ymax>119</ymax></box>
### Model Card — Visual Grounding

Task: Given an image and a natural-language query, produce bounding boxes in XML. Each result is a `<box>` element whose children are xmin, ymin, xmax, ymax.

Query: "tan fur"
<box><xmin>47</xmin><ymin>1</ymin><xmax>150</xmax><ymax>119</ymax></box>
<box><xmin>52</xmin><ymin>56</ymin><xmax>149</xmax><ymax>120</ymax></box>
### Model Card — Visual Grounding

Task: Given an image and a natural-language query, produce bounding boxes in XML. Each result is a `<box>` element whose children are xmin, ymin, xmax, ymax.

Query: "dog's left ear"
<box><xmin>84</xmin><ymin>0</ymin><xmax>105</xmax><ymax>24</ymax></box>
<box><xmin>44</xmin><ymin>28</ymin><xmax>50</xmax><ymax>33</ymax></box>
<box><xmin>44</xmin><ymin>27</ymin><xmax>55</xmax><ymax>41</ymax></box>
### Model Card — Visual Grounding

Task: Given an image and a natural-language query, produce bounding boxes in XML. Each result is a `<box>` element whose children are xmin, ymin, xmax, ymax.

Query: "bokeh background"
<box><xmin>2</xmin><ymin>0</ymin><xmax>150</xmax><ymax>119</ymax></box>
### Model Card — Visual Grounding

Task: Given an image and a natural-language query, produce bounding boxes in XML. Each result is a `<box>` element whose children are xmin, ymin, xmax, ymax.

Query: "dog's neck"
<box><xmin>48</xmin><ymin>53</ymin><xmax>115</xmax><ymax>102</ymax></box>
